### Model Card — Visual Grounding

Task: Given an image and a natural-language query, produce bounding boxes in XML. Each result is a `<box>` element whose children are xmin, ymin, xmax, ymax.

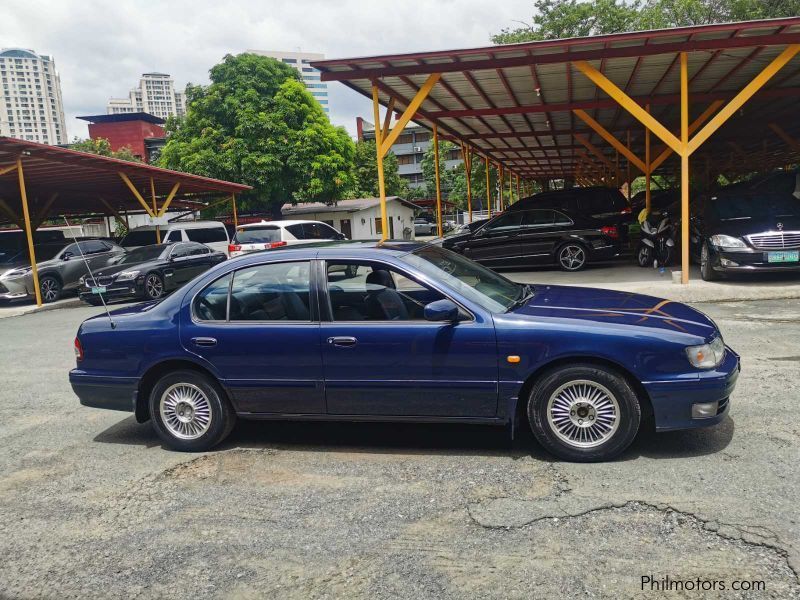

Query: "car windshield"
<box><xmin>710</xmin><ymin>195</ymin><xmax>800</xmax><ymax>220</ymax></box>
<box><xmin>401</xmin><ymin>245</ymin><xmax>525</xmax><ymax>312</ymax></box>
<box><xmin>118</xmin><ymin>245</ymin><xmax>166</xmax><ymax>264</ymax></box>
<box><xmin>233</xmin><ymin>226</ymin><xmax>281</xmax><ymax>244</ymax></box>
<box><xmin>120</xmin><ymin>230</ymin><xmax>159</xmax><ymax>247</ymax></box>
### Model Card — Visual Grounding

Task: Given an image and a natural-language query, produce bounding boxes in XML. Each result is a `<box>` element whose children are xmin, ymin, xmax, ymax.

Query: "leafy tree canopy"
<box><xmin>351</xmin><ymin>140</ymin><xmax>409</xmax><ymax>198</ymax></box>
<box><xmin>492</xmin><ymin>0</ymin><xmax>800</xmax><ymax>44</ymax></box>
<box><xmin>70</xmin><ymin>137</ymin><xmax>142</xmax><ymax>162</ymax></box>
<box><xmin>159</xmin><ymin>53</ymin><xmax>356</xmax><ymax>216</ymax></box>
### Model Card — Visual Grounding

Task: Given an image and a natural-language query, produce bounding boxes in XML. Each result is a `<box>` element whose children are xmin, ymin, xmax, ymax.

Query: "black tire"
<box><xmin>149</xmin><ymin>369</ymin><xmax>236</xmax><ymax>452</ymax></box>
<box><xmin>556</xmin><ymin>242</ymin><xmax>588</xmax><ymax>272</ymax></box>
<box><xmin>144</xmin><ymin>272</ymin><xmax>164</xmax><ymax>300</ymax></box>
<box><xmin>527</xmin><ymin>364</ymin><xmax>641</xmax><ymax>462</ymax></box>
<box><xmin>39</xmin><ymin>275</ymin><xmax>61</xmax><ymax>303</ymax></box>
<box><xmin>636</xmin><ymin>244</ymin><xmax>652</xmax><ymax>267</ymax></box>
<box><xmin>700</xmin><ymin>242</ymin><xmax>719</xmax><ymax>281</ymax></box>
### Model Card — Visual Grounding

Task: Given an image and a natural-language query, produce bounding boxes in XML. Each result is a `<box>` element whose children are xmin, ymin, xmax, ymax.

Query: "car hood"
<box><xmin>707</xmin><ymin>215</ymin><xmax>800</xmax><ymax>238</ymax></box>
<box><xmin>508</xmin><ymin>284</ymin><xmax>717</xmax><ymax>340</ymax></box>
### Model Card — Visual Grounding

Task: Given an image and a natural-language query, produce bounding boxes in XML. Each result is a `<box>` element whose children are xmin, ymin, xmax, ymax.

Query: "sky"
<box><xmin>0</xmin><ymin>0</ymin><xmax>534</xmax><ymax>140</ymax></box>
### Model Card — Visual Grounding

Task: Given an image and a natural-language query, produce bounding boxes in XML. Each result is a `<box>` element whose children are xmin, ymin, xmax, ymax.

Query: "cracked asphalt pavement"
<box><xmin>1</xmin><ymin>299</ymin><xmax>799</xmax><ymax>599</ymax></box>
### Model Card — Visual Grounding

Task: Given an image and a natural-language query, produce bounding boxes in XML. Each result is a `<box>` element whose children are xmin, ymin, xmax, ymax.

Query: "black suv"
<box><xmin>442</xmin><ymin>206</ymin><xmax>622</xmax><ymax>271</ymax></box>
<box><xmin>512</xmin><ymin>186</ymin><xmax>632</xmax><ymax>223</ymax></box>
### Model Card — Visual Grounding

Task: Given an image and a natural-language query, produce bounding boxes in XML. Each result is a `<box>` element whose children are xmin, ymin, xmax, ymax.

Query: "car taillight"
<box><xmin>74</xmin><ymin>337</ymin><xmax>84</xmax><ymax>362</ymax></box>
<box><xmin>601</xmin><ymin>225</ymin><xmax>619</xmax><ymax>239</ymax></box>
<box><xmin>228</xmin><ymin>244</ymin><xmax>241</xmax><ymax>253</ymax></box>
<box><xmin>268</xmin><ymin>241</ymin><xmax>287</xmax><ymax>249</ymax></box>
<box><xmin>621</xmin><ymin>206</ymin><xmax>632</xmax><ymax>214</ymax></box>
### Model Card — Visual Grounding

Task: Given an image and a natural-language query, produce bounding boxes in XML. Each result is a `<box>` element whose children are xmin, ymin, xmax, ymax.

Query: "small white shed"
<box><xmin>281</xmin><ymin>197</ymin><xmax>419</xmax><ymax>240</ymax></box>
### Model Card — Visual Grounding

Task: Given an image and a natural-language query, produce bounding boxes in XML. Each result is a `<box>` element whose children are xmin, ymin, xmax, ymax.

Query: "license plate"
<box><xmin>767</xmin><ymin>251</ymin><xmax>799</xmax><ymax>263</ymax></box>
<box><xmin>90</xmin><ymin>286</ymin><xmax>107</xmax><ymax>294</ymax></box>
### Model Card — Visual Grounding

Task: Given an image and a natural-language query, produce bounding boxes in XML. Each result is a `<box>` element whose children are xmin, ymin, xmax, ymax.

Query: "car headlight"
<box><xmin>686</xmin><ymin>337</ymin><xmax>725</xmax><ymax>369</ymax></box>
<box><xmin>709</xmin><ymin>234</ymin><xmax>746</xmax><ymax>249</ymax></box>
<box><xmin>0</xmin><ymin>266</ymin><xmax>32</xmax><ymax>280</ymax></box>
<box><xmin>115</xmin><ymin>270</ymin><xmax>140</xmax><ymax>281</ymax></box>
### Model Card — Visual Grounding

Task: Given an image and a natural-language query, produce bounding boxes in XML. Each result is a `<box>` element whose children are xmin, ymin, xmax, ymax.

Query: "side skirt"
<box><xmin>236</xmin><ymin>412</ymin><xmax>508</xmax><ymax>426</ymax></box>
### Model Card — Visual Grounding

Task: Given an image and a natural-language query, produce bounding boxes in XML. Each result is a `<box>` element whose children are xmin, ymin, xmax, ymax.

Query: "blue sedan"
<box><xmin>70</xmin><ymin>242</ymin><xmax>739</xmax><ymax>462</ymax></box>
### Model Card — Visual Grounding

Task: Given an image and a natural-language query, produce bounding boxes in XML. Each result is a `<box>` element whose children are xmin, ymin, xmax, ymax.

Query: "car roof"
<box><xmin>128</xmin><ymin>221</ymin><xmax>225</xmax><ymax>231</ymax></box>
<box><xmin>226</xmin><ymin>239</ymin><xmax>426</xmax><ymax>263</ymax></box>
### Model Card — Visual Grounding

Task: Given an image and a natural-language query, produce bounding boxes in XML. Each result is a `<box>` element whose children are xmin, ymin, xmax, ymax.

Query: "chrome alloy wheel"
<box><xmin>559</xmin><ymin>245</ymin><xmax>586</xmax><ymax>270</ymax></box>
<box><xmin>546</xmin><ymin>380</ymin><xmax>620</xmax><ymax>448</ymax></box>
<box><xmin>159</xmin><ymin>383</ymin><xmax>213</xmax><ymax>440</ymax></box>
<box><xmin>145</xmin><ymin>274</ymin><xmax>163</xmax><ymax>298</ymax></box>
<box><xmin>40</xmin><ymin>278</ymin><xmax>59</xmax><ymax>302</ymax></box>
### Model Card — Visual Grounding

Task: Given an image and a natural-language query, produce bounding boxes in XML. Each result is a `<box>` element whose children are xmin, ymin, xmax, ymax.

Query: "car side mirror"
<box><xmin>424</xmin><ymin>299</ymin><xmax>460</xmax><ymax>322</ymax></box>
<box><xmin>62</xmin><ymin>252</ymin><xmax>73</xmax><ymax>261</ymax></box>
<box><xmin>336</xmin><ymin>232</ymin><xmax>346</xmax><ymax>240</ymax></box>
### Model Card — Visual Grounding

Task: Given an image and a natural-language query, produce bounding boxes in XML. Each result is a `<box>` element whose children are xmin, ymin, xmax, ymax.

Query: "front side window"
<box><xmin>169</xmin><ymin>243</ymin><xmax>193</xmax><ymax>259</ymax></box>
<box><xmin>326</xmin><ymin>261</ymin><xmax>446</xmax><ymax>321</ymax></box>
<box><xmin>229</xmin><ymin>261</ymin><xmax>311</xmax><ymax>321</ymax></box>
<box><xmin>484</xmin><ymin>212</ymin><xmax>523</xmax><ymax>233</ymax></box>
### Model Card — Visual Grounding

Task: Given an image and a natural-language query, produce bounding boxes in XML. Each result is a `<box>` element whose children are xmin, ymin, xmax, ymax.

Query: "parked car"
<box><xmin>228</xmin><ymin>220</ymin><xmax>345</xmax><ymax>258</ymax></box>
<box><xmin>514</xmin><ymin>186</ymin><xmax>633</xmax><ymax>225</ymax></box>
<box><xmin>442</xmin><ymin>207</ymin><xmax>621</xmax><ymax>271</ymax></box>
<box><xmin>79</xmin><ymin>242</ymin><xmax>226</xmax><ymax>305</ymax></box>
<box><xmin>70</xmin><ymin>241</ymin><xmax>738</xmax><ymax>462</ymax></box>
<box><xmin>414</xmin><ymin>217</ymin><xmax>437</xmax><ymax>236</ymax></box>
<box><xmin>691</xmin><ymin>171</ymin><xmax>800</xmax><ymax>280</ymax></box>
<box><xmin>0</xmin><ymin>228</ymin><xmax>65</xmax><ymax>250</ymax></box>
<box><xmin>120</xmin><ymin>221</ymin><xmax>230</xmax><ymax>255</ymax></box>
<box><xmin>0</xmin><ymin>238</ymin><xmax>125</xmax><ymax>303</ymax></box>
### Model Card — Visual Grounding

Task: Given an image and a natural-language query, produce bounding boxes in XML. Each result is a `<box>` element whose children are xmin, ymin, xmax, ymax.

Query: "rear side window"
<box><xmin>229</xmin><ymin>261</ymin><xmax>312</xmax><ymax>321</ymax></box>
<box><xmin>185</xmin><ymin>226</ymin><xmax>228</xmax><ymax>244</ymax></box>
<box><xmin>284</xmin><ymin>224</ymin><xmax>305</xmax><ymax>239</ymax></box>
<box><xmin>233</xmin><ymin>226</ymin><xmax>281</xmax><ymax>244</ymax></box>
<box><xmin>303</xmin><ymin>223</ymin><xmax>340</xmax><ymax>240</ymax></box>
<box><xmin>520</xmin><ymin>210</ymin><xmax>554</xmax><ymax>228</ymax></box>
<box><xmin>194</xmin><ymin>273</ymin><xmax>232</xmax><ymax>321</ymax></box>
<box><xmin>121</xmin><ymin>230</ymin><xmax>158</xmax><ymax>247</ymax></box>
<box><xmin>163</xmin><ymin>229</ymin><xmax>183</xmax><ymax>243</ymax></box>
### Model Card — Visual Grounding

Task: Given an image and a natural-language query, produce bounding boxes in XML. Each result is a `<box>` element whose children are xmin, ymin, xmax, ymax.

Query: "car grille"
<box><xmin>746</xmin><ymin>231</ymin><xmax>800</xmax><ymax>250</ymax></box>
<box><xmin>84</xmin><ymin>276</ymin><xmax>115</xmax><ymax>287</ymax></box>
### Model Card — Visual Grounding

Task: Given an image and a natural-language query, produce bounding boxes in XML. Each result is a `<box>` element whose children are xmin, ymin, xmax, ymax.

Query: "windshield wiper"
<box><xmin>506</xmin><ymin>284</ymin><xmax>535</xmax><ymax>312</ymax></box>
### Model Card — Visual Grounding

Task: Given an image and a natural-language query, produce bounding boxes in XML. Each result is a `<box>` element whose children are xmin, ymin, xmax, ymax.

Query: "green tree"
<box><xmin>159</xmin><ymin>53</ymin><xmax>356</xmax><ymax>216</ymax></box>
<box><xmin>421</xmin><ymin>142</ymin><xmax>499</xmax><ymax>211</ymax></box>
<box><xmin>351</xmin><ymin>140</ymin><xmax>409</xmax><ymax>197</ymax></box>
<box><xmin>492</xmin><ymin>0</ymin><xmax>800</xmax><ymax>43</ymax></box>
<box><xmin>70</xmin><ymin>137</ymin><xmax>142</xmax><ymax>162</ymax></box>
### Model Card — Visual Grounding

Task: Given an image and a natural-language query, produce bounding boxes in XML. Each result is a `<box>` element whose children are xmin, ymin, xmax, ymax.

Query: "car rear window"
<box><xmin>233</xmin><ymin>226</ymin><xmax>281</xmax><ymax>244</ymax></box>
<box><xmin>120</xmin><ymin>230</ymin><xmax>159</xmax><ymax>247</ymax></box>
<box><xmin>185</xmin><ymin>226</ymin><xmax>228</xmax><ymax>244</ymax></box>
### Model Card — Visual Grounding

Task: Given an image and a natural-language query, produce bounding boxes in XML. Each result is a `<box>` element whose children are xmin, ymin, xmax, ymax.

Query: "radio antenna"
<box><xmin>62</xmin><ymin>217</ymin><xmax>115</xmax><ymax>329</ymax></box>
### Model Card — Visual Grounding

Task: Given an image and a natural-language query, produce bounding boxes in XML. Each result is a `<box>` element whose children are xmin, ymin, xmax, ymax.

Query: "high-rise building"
<box><xmin>0</xmin><ymin>48</ymin><xmax>67</xmax><ymax>145</ymax></box>
<box><xmin>248</xmin><ymin>50</ymin><xmax>329</xmax><ymax>115</ymax></box>
<box><xmin>107</xmin><ymin>73</ymin><xmax>186</xmax><ymax>120</ymax></box>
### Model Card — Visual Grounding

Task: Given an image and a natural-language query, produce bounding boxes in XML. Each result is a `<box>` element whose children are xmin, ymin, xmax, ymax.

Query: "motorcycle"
<box><xmin>637</xmin><ymin>211</ymin><xmax>675</xmax><ymax>268</ymax></box>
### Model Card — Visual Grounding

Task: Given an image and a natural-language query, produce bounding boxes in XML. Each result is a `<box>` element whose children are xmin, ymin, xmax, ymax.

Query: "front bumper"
<box><xmin>79</xmin><ymin>282</ymin><xmax>143</xmax><ymax>303</ymax></box>
<box><xmin>0</xmin><ymin>277</ymin><xmax>32</xmax><ymax>300</ymax></box>
<box><xmin>712</xmin><ymin>247</ymin><xmax>800</xmax><ymax>273</ymax></box>
<box><xmin>643</xmin><ymin>347</ymin><xmax>740</xmax><ymax>431</ymax></box>
<box><xmin>70</xmin><ymin>370</ymin><xmax>138</xmax><ymax>412</ymax></box>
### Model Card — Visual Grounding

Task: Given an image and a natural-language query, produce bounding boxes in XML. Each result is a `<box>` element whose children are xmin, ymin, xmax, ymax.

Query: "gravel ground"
<box><xmin>0</xmin><ymin>299</ymin><xmax>799</xmax><ymax>599</ymax></box>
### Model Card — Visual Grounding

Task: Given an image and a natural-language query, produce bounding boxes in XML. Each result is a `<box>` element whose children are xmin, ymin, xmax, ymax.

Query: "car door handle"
<box><xmin>327</xmin><ymin>336</ymin><xmax>357</xmax><ymax>348</ymax></box>
<box><xmin>191</xmin><ymin>337</ymin><xmax>217</xmax><ymax>348</ymax></box>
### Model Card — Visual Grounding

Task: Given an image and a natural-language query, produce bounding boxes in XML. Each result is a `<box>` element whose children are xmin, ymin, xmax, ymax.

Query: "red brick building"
<box><xmin>77</xmin><ymin>112</ymin><xmax>166</xmax><ymax>163</ymax></box>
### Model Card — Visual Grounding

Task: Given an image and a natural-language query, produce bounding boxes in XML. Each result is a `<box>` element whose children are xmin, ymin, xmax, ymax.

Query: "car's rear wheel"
<box><xmin>557</xmin><ymin>243</ymin><xmax>587</xmax><ymax>271</ymax></box>
<box><xmin>527</xmin><ymin>364</ymin><xmax>641</xmax><ymax>462</ymax></box>
<box><xmin>39</xmin><ymin>275</ymin><xmax>61</xmax><ymax>303</ymax></box>
<box><xmin>149</xmin><ymin>370</ymin><xmax>236</xmax><ymax>452</ymax></box>
<box><xmin>144</xmin><ymin>272</ymin><xmax>164</xmax><ymax>299</ymax></box>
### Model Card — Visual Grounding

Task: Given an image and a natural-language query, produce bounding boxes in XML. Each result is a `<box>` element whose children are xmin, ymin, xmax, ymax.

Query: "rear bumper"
<box><xmin>643</xmin><ymin>347</ymin><xmax>740</xmax><ymax>431</ymax></box>
<box><xmin>70</xmin><ymin>371</ymin><xmax>138</xmax><ymax>412</ymax></box>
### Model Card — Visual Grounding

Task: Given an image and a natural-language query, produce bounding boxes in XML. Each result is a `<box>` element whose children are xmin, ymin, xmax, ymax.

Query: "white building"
<box><xmin>107</xmin><ymin>73</ymin><xmax>186</xmax><ymax>120</ymax></box>
<box><xmin>0</xmin><ymin>48</ymin><xmax>67</xmax><ymax>144</ymax></box>
<box><xmin>281</xmin><ymin>197</ymin><xmax>419</xmax><ymax>240</ymax></box>
<box><xmin>248</xmin><ymin>50</ymin><xmax>329</xmax><ymax>115</ymax></box>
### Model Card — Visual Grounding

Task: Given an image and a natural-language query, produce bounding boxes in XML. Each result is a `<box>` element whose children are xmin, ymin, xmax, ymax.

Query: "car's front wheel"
<box><xmin>527</xmin><ymin>364</ymin><xmax>641</xmax><ymax>462</ymax></box>
<box><xmin>144</xmin><ymin>272</ymin><xmax>164</xmax><ymax>300</ymax></box>
<box><xmin>149</xmin><ymin>370</ymin><xmax>236</xmax><ymax>451</ymax></box>
<box><xmin>39</xmin><ymin>275</ymin><xmax>61</xmax><ymax>303</ymax></box>
<box><xmin>700</xmin><ymin>242</ymin><xmax>719</xmax><ymax>281</ymax></box>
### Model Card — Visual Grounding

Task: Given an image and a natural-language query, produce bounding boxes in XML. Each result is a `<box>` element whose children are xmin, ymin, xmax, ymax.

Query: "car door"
<box><xmin>181</xmin><ymin>260</ymin><xmax>324</xmax><ymax>414</ymax></box>
<box><xmin>164</xmin><ymin>243</ymin><xmax>204</xmax><ymax>289</ymax></box>
<box><xmin>461</xmin><ymin>212</ymin><xmax>524</xmax><ymax>265</ymax></box>
<box><xmin>514</xmin><ymin>209</ymin><xmax>560</xmax><ymax>264</ymax></box>
<box><xmin>319</xmin><ymin>259</ymin><xmax>498</xmax><ymax>418</ymax></box>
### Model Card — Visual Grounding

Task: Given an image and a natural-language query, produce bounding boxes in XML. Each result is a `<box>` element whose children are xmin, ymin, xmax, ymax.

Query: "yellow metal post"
<box><xmin>573</xmin><ymin>110</ymin><xmax>646</xmax><ymax>172</ymax></box>
<box><xmin>433</xmin><ymin>124</ymin><xmax>443</xmax><ymax>237</ymax></box>
<box><xmin>371</xmin><ymin>84</ymin><xmax>389</xmax><ymax>240</ymax></box>
<box><xmin>680</xmin><ymin>52</ymin><xmax>690</xmax><ymax>285</ymax></box>
<box><xmin>516</xmin><ymin>173</ymin><xmax>521</xmax><ymax>203</ymax></box>
<box><xmin>507</xmin><ymin>168</ymin><xmax>513</xmax><ymax>208</ymax></box>
<box><xmin>485</xmin><ymin>156</ymin><xmax>491</xmax><ymax>218</ymax></box>
<box><xmin>150</xmin><ymin>178</ymin><xmax>160</xmax><ymax>243</ymax></box>
<box><xmin>498</xmin><ymin>164</ymin><xmax>504</xmax><ymax>211</ymax></box>
<box><xmin>626</xmin><ymin>130</ymin><xmax>632</xmax><ymax>201</ymax></box>
<box><xmin>645</xmin><ymin>105</ymin><xmax>652</xmax><ymax>214</ymax></box>
<box><xmin>157</xmin><ymin>183</ymin><xmax>181</xmax><ymax>217</ymax></box>
<box><xmin>17</xmin><ymin>158</ymin><xmax>41</xmax><ymax>306</ymax></box>
<box><xmin>461</xmin><ymin>143</ymin><xmax>473</xmax><ymax>222</ymax></box>
<box><xmin>231</xmin><ymin>193</ymin><xmax>238</xmax><ymax>228</ymax></box>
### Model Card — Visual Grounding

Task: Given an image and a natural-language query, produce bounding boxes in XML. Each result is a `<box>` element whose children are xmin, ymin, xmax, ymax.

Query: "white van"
<box><xmin>120</xmin><ymin>221</ymin><xmax>230</xmax><ymax>255</ymax></box>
